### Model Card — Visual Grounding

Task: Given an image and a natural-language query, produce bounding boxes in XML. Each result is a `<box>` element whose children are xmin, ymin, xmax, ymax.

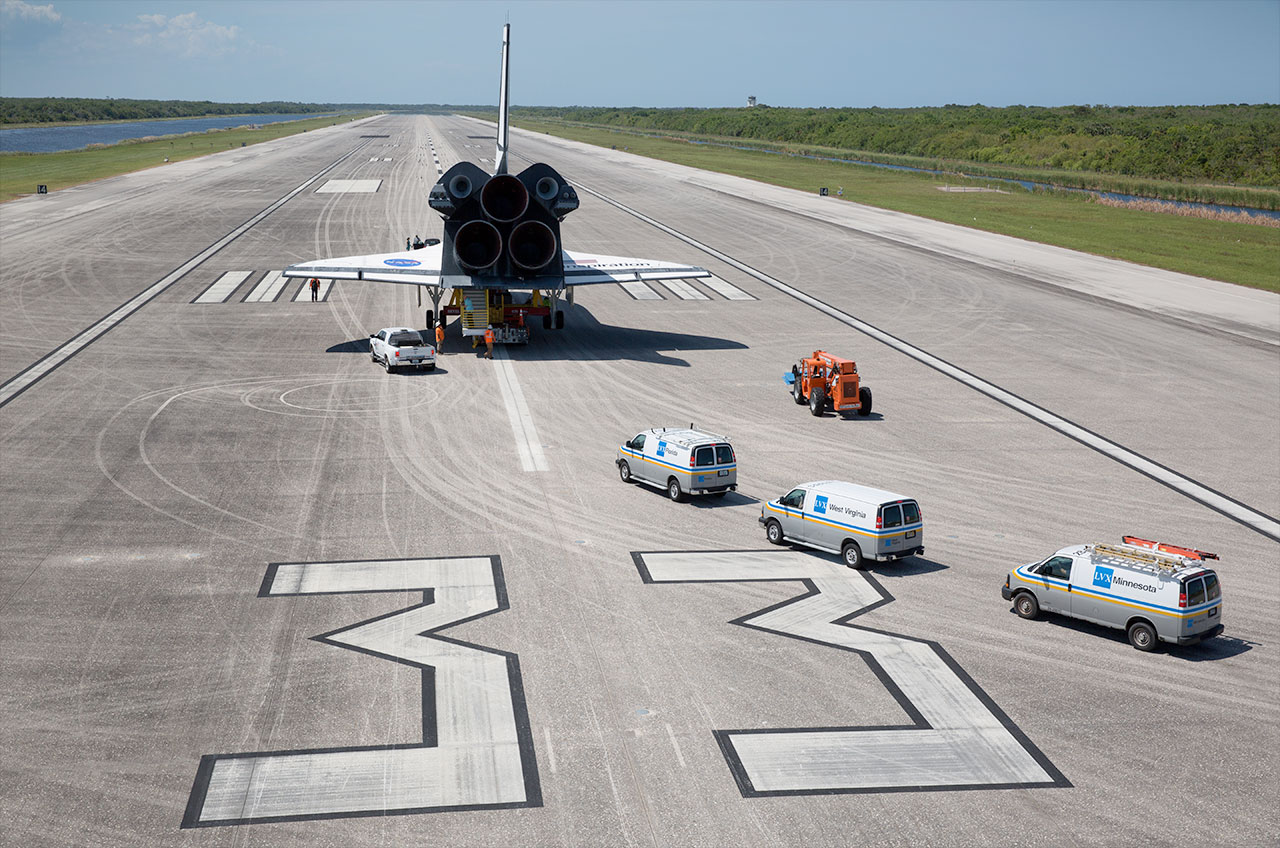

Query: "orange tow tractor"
<box><xmin>785</xmin><ymin>350</ymin><xmax>873</xmax><ymax>417</ymax></box>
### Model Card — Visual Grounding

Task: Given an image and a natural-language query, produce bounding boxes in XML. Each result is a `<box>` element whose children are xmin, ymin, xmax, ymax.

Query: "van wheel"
<box><xmin>618</xmin><ymin>461</ymin><xmax>632</xmax><ymax>483</ymax></box>
<box><xmin>1014</xmin><ymin>593</ymin><xmax>1039</xmax><ymax>619</ymax></box>
<box><xmin>841</xmin><ymin>541</ymin><xmax>865</xmax><ymax>569</ymax></box>
<box><xmin>666</xmin><ymin>478</ymin><xmax>686</xmax><ymax>503</ymax></box>
<box><xmin>858</xmin><ymin>387</ymin><xmax>873</xmax><ymax>417</ymax></box>
<box><xmin>765</xmin><ymin>520</ymin><xmax>784</xmax><ymax>545</ymax></box>
<box><xmin>1128</xmin><ymin>621</ymin><xmax>1158</xmax><ymax>652</ymax></box>
<box><xmin>809</xmin><ymin>385</ymin><xmax>826</xmax><ymax>416</ymax></box>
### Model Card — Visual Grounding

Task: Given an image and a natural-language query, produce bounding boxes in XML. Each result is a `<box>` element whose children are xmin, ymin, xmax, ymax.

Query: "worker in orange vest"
<box><xmin>484</xmin><ymin>325</ymin><xmax>494</xmax><ymax>359</ymax></box>
<box><xmin>434</xmin><ymin>320</ymin><xmax>444</xmax><ymax>354</ymax></box>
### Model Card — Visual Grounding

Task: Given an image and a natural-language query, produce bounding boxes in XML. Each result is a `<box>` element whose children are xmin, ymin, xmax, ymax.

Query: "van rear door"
<box><xmin>878</xmin><ymin>500</ymin><xmax>921</xmax><ymax>557</ymax></box>
<box><xmin>1181</xmin><ymin>571</ymin><xmax>1223</xmax><ymax>639</ymax></box>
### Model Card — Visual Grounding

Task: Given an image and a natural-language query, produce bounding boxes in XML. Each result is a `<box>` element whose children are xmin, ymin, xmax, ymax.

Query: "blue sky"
<box><xmin>2</xmin><ymin>0</ymin><xmax>1277</xmax><ymax>107</ymax></box>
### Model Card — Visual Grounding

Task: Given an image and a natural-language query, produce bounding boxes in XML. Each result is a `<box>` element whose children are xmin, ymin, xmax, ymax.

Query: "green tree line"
<box><xmin>0</xmin><ymin>98</ymin><xmax>475</xmax><ymax>125</ymax></box>
<box><xmin>510</xmin><ymin>104</ymin><xmax>1280</xmax><ymax>188</ymax></box>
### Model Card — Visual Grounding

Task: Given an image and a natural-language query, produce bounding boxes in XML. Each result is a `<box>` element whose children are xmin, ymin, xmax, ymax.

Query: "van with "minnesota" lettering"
<box><xmin>1002</xmin><ymin>536</ymin><xmax>1223</xmax><ymax>651</ymax></box>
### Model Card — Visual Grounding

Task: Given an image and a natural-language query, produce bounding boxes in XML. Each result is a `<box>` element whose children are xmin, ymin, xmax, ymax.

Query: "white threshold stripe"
<box><xmin>703</xmin><ymin>275</ymin><xmax>755</xmax><ymax>300</ymax></box>
<box><xmin>494</xmin><ymin>347</ymin><xmax>548</xmax><ymax>472</ymax></box>
<box><xmin>620</xmin><ymin>280</ymin><xmax>662</xmax><ymax>300</ymax></box>
<box><xmin>193</xmin><ymin>271</ymin><xmax>251</xmax><ymax>303</ymax></box>
<box><xmin>0</xmin><ymin>143</ymin><xmax>369</xmax><ymax>409</ymax></box>
<box><xmin>243</xmin><ymin>270</ymin><xmax>288</xmax><ymax>302</ymax></box>
<box><xmin>574</xmin><ymin>181</ymin><xmax>1280</xmax><ymax>542</ymax></box>
<box><xmin>659</xmin><ymin>279</ymin><xmax>708</xmax><ymax>301</ymax></box>
<box><xmin>292</xmin><ymin>278</ymin><xmax>334</xmax><ymax>302</ymax></box>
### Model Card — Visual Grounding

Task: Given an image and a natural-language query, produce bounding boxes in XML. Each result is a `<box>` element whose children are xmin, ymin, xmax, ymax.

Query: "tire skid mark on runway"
<box><xmin>93</xmin><ymin>377</ymin><xmax>310</xmax><ymax>553</ymax></box>
<box><xmin>0</xmin><ymin>141</ymin><xmax>372</xmax><ymax>410</ymax></box>
<box><xmin>571</xmin><ymin>180</ymin><xmax>1280</xmax><ymax>543</ymax></box>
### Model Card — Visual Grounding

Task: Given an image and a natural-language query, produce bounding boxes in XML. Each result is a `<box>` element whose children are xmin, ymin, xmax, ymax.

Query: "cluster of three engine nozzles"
<box><xmin>429</xmin><ymin>162</ymin><xmax>579</xmax><ymax>277</ymax></box>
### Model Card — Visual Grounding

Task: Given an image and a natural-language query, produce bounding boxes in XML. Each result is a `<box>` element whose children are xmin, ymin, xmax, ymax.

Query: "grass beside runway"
<box><xmin>506</xmin><ymin>118</ymin><xmax>1280</xmax><ymax>292</ymax></box>
<box><xmin>0</xmin><ymin>112</ymin><xmax>373</xmax><ymax>204</ymax></box>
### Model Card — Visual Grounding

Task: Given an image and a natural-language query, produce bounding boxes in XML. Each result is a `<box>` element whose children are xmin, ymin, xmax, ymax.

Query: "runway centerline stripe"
<box><xmin>0</xmin><ymin>141</ymin><xmax>371</xmax><ymax>409</ymax></box>
<box><xmin>572</xmin><ymin>180</ymin><xmax>1280</xmax><ymax>543</ymax></box>
<box><xmin>494</xmin><ymin>346</ymin><xmax>548</xmax><ymax>472</ymax></box>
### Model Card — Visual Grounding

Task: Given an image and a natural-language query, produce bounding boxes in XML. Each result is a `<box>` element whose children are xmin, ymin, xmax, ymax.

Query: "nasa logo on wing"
<box><xmin>384</xmin><ymin>258</ymin><xmax>421</xmax><ymax>267</ymax></box>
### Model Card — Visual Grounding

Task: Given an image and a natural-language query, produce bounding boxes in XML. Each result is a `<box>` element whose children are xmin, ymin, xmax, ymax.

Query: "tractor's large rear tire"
<box><xmin>809</xmin><ymin>385</ymin><xmax>826</xmax><ymax>416</ymax></box>
<box><xmin>791</xmin><ymin>366</ymin><xmax>806</xmax><ymax>404</ymax></box>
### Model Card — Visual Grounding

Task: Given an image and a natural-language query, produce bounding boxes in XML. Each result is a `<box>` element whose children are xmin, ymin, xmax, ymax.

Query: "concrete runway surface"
<box><xmin>2</xmin><ymin>115</ymin><xmax>1277</xmax><ymax>847</ymax></box>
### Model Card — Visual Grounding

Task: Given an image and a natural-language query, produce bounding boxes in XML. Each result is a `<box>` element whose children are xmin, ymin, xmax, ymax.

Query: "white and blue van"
<box><xmin>617</xmin><ymin>427</ymin><xmax>737</xmax><ymax>501</ymax></box>
<box><xmin>759</xmin><ymin>481</ymin><xmax>923</xmax><ymax>568</ymax></box>
<box><xmin>1002</xmin><ymin>539</ymin><xmax>1223</xmax><ymax>651</ymax></box>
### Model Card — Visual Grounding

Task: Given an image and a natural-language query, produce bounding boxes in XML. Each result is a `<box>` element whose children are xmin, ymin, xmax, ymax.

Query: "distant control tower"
<box><xmin>747</xmin><ymin>95</ymin><xmax>757</xmax><ymax>107</ymax></box>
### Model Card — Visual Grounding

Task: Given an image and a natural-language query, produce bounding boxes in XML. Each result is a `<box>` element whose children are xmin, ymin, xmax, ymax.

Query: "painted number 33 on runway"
<box><xmin>185</xmin><ymin>552</ymin><xmax>1065</xmax><ymax>827</ymax></box>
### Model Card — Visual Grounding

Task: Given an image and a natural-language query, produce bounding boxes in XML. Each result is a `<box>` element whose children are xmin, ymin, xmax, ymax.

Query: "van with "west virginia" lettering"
<box><xmin>1002</xmin><ymin>536</ymin><xmax>1223</xmax><ymax>651</ymax></box>
<box><xmin>759</xmin><ymin>480</ymin><xmax>923</xmax><ymax>569</ymax></box>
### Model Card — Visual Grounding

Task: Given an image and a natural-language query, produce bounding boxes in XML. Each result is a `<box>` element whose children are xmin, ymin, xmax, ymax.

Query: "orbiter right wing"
<box><xmin>562</xmin><ymin>250</ymin><xmax>711</xmax><ymax>285</ymax></box>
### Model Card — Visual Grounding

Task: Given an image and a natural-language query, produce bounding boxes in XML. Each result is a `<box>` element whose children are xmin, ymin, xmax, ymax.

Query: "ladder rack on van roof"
<box><xmin>1091</xmin><ymin>538</ymin><xmax>1218</xmax><ymax>572</ymax></box>
<box><xmin>655</xmin><ymin>425</ymin><xmax>730</xmax><ymax>445</ymax></box>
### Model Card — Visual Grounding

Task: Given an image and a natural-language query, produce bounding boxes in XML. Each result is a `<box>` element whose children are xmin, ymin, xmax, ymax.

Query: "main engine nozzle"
<box><xmin>480</xmin><ymin>174</ymin><xmax>529</xmax><ymax>223</ymax></box>
<box><xmin>509</xmin><ymin>220</ymin><xmax>558</xmax><ymax>271</ymax></box>
<box><xmin>453</xmin><ymin>220</ymin><xmax>502</xmax><ymax>272</ymax></box>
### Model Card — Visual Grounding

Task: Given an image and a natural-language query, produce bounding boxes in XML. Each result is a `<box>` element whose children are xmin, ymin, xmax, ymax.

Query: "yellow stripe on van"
<box><xmin>1011</xmin><ymin>571</ymin><xmax>1220</xmax><ymax>619</ymax></box>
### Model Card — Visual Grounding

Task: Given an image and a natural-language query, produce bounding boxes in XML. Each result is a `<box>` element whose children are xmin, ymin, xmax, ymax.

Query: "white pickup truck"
<box><xmin>369</xmin><ymin>327</ymin><xmax>436</xmax><ymax>372</ymax></box>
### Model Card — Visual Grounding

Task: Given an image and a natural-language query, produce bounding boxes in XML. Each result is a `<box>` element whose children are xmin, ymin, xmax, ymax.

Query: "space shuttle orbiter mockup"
<box><xmin>284</xmin><ymin>24</ymin><xmax>710</xmax><ymax>337</ymax></box>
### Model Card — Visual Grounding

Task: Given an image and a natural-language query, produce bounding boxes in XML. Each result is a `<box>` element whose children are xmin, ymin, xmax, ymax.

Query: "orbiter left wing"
<box><xmin>562</xmin><ymin>250</ymin><xmax>711</xmax><ymax>285</ymax></box>
<box><xmin>283</xmin><ymin>245</ymin><xmax>443</xmax><ymax>286</ymax></box>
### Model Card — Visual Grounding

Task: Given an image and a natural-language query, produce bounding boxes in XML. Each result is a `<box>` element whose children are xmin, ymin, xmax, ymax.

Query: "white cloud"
<box><xmin>1</xmin><ymin>0</ymin><xmax>61</xmax><ymax>23</ymax></box>
<box><xmin>131</xmin><ymin>10</ymin><xmax>240</xmax><ymax>58</ymax></box>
